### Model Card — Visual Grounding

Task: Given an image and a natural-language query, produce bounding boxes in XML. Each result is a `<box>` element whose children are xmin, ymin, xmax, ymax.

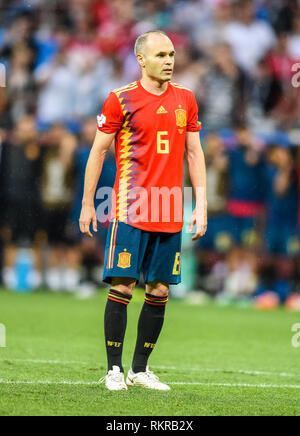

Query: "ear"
<box><xmin>136</xmin><ymin>54</ymin><xmax>145</xmax><ymax>68</ymax></box>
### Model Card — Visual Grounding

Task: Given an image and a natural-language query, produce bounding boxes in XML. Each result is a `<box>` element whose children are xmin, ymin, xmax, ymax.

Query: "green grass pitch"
<box><xmin>0</xmin><ymin>288</ymin><xmax>300</xmax><ymax>416</ymax></box>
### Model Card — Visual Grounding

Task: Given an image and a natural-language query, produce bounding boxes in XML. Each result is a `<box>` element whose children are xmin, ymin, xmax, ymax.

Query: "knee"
<box><xmin>146</xmin><ymin>281</ymin><xmax>169</xmax><ymax>298</ymax></box>
<box><xmin>111</xmin><ymin>277</ymin><xmax>136</xmax><ymax>296</ymax></box>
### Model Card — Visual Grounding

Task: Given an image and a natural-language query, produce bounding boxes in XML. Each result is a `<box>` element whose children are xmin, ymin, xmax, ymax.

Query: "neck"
<box><xmin>140</xmin><ymin>75</ymin><xmax>169</xmax><ymax>95</ymax></box>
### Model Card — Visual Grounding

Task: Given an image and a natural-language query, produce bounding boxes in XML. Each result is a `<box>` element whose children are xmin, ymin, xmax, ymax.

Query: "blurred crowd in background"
<box><xmin>1</xmin><ymin>0</ymin><xmax>300</xmax><ymax>307</ymax></box>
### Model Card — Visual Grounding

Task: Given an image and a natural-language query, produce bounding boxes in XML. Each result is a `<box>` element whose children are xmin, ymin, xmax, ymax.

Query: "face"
<box><xmin>137</xmin><ymin>34</ymin><xmax>175</xmax><ymax>83</ymax></box>
<box><xmin>15</xmin><ymin>116</ymin><xmax>37</xmax><ymax>143</ymax></box>
<box><xmin>236</xmin><ymin>1</ymin><xmax>253</xmax><ymax>24</ymax></box>
<box><xmin>205</xmin><ymin>134</ymin><xmax>224</xmax><ymax>157</ymax></box>
<box><xmin>215</xmin><ymin>2</ymin><xmax>232</xmax><ymax>23</ymax></box>
<box><xmin>47</xmin><ymin>124</ymin><xmax>66</xmax><ymax>146</ymax></box>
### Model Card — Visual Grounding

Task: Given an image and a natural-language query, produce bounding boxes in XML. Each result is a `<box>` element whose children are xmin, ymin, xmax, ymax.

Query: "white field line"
<box><xmin>0</xmin><ymin>379</ymin><xmax>98</xmax><ymax>385</ymax></box>
<box><xmin>0</xmin><ymin>358</ymin><xmax>88</xmax><ymax>365</ymax></box>
<box><xmin>169</xmin><ymin>382</ymin><xmax>300</xmax><ymax>389</ymax></box>
<box><xmin>0</xmin><ymin>379</ymin><xmax>300</xmax><ymax>389</ymax></box>
<box><xmin>0</xmin><ymin>358</ymin><xmax>298</xmax><ymax>378</ymax></box>
<box><xmin>151</xmin><ymin>366</ymin><xmax>298</xmax><ymax>378</ymax></box>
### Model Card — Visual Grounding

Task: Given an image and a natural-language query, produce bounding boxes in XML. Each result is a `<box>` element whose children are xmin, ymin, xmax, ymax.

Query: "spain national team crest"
<box><xmin>175</xmin><ymin>105</ymin><xmax>187</xmax><ymax>128</ymax></box>
<box><xmin>117</xmin><ymin>249</ymin><xmax>131</xmax><ymax>269</ymax></box>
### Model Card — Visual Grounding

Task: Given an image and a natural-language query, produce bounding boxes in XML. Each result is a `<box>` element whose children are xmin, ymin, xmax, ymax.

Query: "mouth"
<box><xmin>163</xmin><ymin>69</ymin><xmax>173</xmax><ymax>74</ymax></box>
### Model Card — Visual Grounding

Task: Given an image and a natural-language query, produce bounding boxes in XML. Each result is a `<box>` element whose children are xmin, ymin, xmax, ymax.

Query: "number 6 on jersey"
<box><xmin>157</xmin><ymin>131</ymin><xmax>169</xmax><ymax>154</ymax></box>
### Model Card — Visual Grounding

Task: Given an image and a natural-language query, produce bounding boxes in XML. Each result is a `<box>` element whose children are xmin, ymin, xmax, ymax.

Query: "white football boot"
<box><xmin>126</xmin><ymin>366</ymin><xmax>171</xmax><ymax>391</ymax></box>
<box><xmin>99</xmin><ymin>366</ymin><xmax>128</xmax><ymax>391</ymax></box>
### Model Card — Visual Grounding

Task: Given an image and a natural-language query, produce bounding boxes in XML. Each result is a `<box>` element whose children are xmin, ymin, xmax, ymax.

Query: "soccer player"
<box><xmin>79</xmin><ymin>31</ymin><xmax>207</xmax><ymax>391</ymax></box>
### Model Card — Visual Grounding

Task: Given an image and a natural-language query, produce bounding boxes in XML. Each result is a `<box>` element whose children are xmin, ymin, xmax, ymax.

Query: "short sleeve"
<box><xmin>97</xmin><ymin>92</ymin><xmax>124</xmax><ymax>133</ymax></box>
<box><xmin>187</xmin><ymin>92</ymin><xmax>202</xmax><ymax>132</ymax></box>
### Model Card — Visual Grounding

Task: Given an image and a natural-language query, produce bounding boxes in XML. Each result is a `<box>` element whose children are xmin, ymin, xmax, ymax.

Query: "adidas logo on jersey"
<box><xmin>157</xmin><ymin>106</ymin><xmax>168</xmax><ymax>114</ymax></box>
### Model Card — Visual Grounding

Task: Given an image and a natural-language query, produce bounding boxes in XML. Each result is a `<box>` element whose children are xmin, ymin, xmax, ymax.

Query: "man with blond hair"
<box><xmin>79</xmin><ymin>30</ymin><xmax>207</xmax><ymax>391</ymax></box>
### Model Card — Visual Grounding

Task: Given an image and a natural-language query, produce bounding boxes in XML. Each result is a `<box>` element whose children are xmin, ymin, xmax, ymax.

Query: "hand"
<box><xmin>188</xmin><ymin>207</ymin><xmax>207</xmax><ymax>241</ymax></box>
<box><xmin>79</xmin><ymin>205</ymin><xmax>98</xmax><ymax>238</ymax></box>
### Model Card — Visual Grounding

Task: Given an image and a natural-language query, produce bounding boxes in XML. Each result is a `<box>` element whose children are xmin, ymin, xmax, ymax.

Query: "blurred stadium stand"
<box><xmin>0</xmin><ymin>0</ymin><xmax>300</xmax><ymax>306</ymax></box>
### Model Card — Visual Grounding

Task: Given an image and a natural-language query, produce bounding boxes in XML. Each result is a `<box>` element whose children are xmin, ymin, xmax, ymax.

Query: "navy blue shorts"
<box><xmin>103</xmin><ymin>219</ymin><xmax>182</xmax><ymax>285</ymax></box>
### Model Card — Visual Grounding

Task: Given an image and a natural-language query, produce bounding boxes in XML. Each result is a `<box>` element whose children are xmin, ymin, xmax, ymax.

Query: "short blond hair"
<box><xmin>134</xmin><ymin>30</ymin><xmax>168</xmax><ymax>56</ymax></box>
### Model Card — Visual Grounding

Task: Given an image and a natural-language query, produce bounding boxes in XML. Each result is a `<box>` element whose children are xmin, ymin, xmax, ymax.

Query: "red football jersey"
<box><xmin>97</xmin><ymin>80</ymin><xmax>201</xmax><ymax>233</ymax></box>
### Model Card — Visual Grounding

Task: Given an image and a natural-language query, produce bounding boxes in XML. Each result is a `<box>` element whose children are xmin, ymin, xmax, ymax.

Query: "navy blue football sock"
<box><xmin>104</xmin><ymin>289</ymin><xmax>132</xmax><ymax>373</ymax></box>
<box><xmin>132</xmin><ymin>293</ymin><xmax>168</xmax><ymax>374</ymax></box>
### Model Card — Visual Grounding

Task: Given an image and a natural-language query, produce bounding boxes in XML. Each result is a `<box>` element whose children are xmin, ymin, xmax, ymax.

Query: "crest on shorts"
<box><xmin>175</xmin><ymin>105</ymin><xmax>187</xmax><ymax>128</ymax></box>
<box><xmin>117</xmin><ymin>249</ymin><xmax>131</xmax><ymax>269</ymax></box>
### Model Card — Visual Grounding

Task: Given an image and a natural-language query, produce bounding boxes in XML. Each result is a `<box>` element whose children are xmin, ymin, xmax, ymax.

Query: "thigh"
<box><xmin>143</xmin><ymin>231</ymin><xmax>182</xmax><ymax>285</ymax></box>
<box><xmin>102</xmin><ymin>219</ymin><xmax>149</xmax><ymax>285</ymax></box>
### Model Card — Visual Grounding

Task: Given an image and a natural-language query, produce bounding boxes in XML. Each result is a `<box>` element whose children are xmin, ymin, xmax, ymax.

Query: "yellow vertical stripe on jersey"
<box><xmin>108</xmin><ymin>219</ymin><xmax>117</xmax><ymax>269</ymax></box>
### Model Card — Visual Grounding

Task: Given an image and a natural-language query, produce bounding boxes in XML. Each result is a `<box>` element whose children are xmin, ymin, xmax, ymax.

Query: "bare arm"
<box><xmin>185</xmin><ymin>131</ymin><xmax>207</xmax><ymax>241</ymax></box>
<box><xmin>79</xmin><ymin>130</ymin><xmax>116</xmax><ymax>237</ymax></box>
